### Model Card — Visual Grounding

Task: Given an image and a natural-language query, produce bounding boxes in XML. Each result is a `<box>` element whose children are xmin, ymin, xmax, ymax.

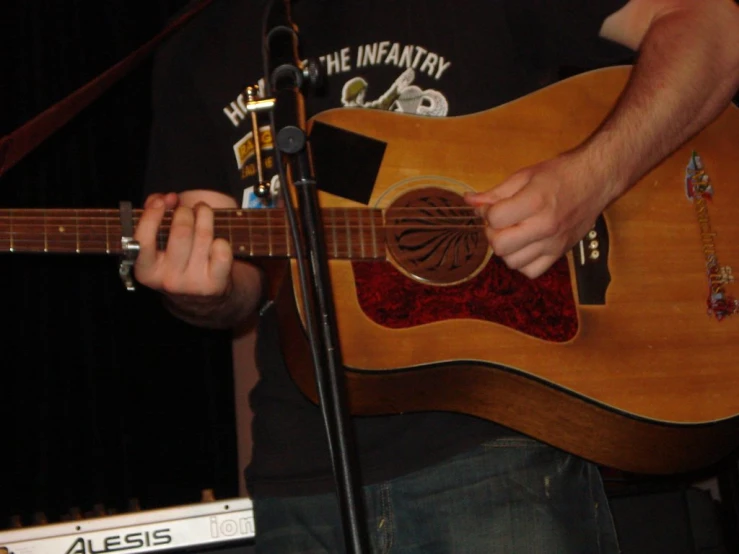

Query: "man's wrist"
<box><xmin>162</xmin><ymin>281</ymin><xmax>244</xmax><ymax>329</ymax></box>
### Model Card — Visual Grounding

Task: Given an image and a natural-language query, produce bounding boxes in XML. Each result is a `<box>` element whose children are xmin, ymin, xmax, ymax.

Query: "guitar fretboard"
<box><xmin>0</xmin><ymin>208</ymin><xmax>387</xmax><ymax>260</ymax></box>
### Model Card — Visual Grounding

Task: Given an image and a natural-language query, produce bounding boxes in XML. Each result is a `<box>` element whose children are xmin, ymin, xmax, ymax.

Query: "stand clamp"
<box><xmin>245</xmin><ymin>85</ymin><xmax>276</xmax><ymax>200</ymax></box>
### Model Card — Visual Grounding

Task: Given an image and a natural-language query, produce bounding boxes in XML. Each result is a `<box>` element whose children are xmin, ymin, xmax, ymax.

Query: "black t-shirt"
<box><xmin>145</xmin><ymin>0</ymin><xmax>630</xmax><ymax>496</ymax></box>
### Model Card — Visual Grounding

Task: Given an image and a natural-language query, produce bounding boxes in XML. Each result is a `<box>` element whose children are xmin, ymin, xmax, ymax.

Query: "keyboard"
<box><xmin>0</xmin><ymin>497</ymin><xmax>254</xmax><ymax>554</ymax></box>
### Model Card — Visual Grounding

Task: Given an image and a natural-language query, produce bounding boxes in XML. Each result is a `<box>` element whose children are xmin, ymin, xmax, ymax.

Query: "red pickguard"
<box><xmin>352</xmin><ymin>256</ymin><xmax>578</xmax><ymax>342</ymax></box>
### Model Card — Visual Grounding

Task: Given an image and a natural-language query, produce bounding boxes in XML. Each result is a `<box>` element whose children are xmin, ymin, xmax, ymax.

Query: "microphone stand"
<box><xmin>260</xmin><ymin>1</ymin><xmax>369</xmax><ymax>552</ymax></box>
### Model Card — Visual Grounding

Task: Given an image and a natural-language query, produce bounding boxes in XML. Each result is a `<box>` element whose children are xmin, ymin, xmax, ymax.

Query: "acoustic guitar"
<box><xmin>3</xmin><ymin>66</ymin><xmax>738</xmax><ymax>473</ymax></box>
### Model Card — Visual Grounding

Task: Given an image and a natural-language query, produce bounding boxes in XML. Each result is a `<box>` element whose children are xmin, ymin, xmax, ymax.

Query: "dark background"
<box><xmin>1</xmin><ymin>1</ymin><xmax>239</xmax><ymax>526</ymax></box>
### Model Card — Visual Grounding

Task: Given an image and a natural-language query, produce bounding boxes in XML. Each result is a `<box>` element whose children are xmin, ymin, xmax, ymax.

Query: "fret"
<box><xmin>370</xmin><ymin>209</ymin><xmax>378</xmax><ymax>259</ymax></box>
<box><xmin>284</xmin><ymin>211</ymin><xmax>291</xmax><ymax>257</ymax></box>
<box><xmin>267</xmin><ymin>209</ymin><xmax>273</xmax><ymax>256</ymax></box>
<box><xmin>105</xmin><ymin>213</ymin><xmax>110</xmax><ymax>254</ymax></box>
<box><xmin>358</xmin><ymin>209</ymin><xmax>365</xmax><ymax>259</ymax></box>
<box><xmin>246</xmin><ymin>211</ymin><xmax>254</xmax><ymax>257</ymax></box>
<box><xmin>43</xmin><ymin>210</ymin><xmax>48</xmax><ymax>253</ymax></box>
<box><xmin>231</xmin><ymin>211</ymin><xmax>244</xmax><ymax>256</ymax></box>
<box><xmin>75</xmin><ymin>210</ymin><xmax>81</xmax><ymax>254</ymax></box>
<box><xmin>344</xmin><ymin>208</ymin><xmax>352</xmax><ymax>259</ymax></box>
<box><xmin>9</xmin><ymin>209</ymin><xmax>14</xmax><ymax>252</ymax></box>
<box><xmin>332</xmin><ymin>209</ymin><xmax>338</xmax><ymax>258</ymax></box>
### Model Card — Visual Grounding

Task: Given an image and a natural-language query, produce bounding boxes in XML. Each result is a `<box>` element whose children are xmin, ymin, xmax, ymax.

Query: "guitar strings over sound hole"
<box><xmin>384</xmin><ymin>187</ymin><xmax>489</xmax><ymax>285</ymax></box>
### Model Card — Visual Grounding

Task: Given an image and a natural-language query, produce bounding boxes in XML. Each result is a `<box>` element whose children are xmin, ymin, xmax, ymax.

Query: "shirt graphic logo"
<box><xmin>341</xmin><ymin>68</ymin><xmax>449</xmax><ymax>116</ymax></box>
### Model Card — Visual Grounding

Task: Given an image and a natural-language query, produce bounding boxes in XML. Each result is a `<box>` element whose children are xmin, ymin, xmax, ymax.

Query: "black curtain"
<box><xmin>1</xmin><ymin>1</ymin><xmax>239</xmax><ymax>526</ymax></box>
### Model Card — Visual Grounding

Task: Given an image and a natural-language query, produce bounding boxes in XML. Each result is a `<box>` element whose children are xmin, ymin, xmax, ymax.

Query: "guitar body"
<box><xmin>274</xmin><ymin>66</ymin><xmax>739</xmax><ymax>473</ymax></box>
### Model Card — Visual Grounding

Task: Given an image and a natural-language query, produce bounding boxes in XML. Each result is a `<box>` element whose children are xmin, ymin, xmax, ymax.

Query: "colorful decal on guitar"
<box><xmin>685</xmin><ymin>151</ymin><xmax>738</xmax><ymax>320</ymax></box>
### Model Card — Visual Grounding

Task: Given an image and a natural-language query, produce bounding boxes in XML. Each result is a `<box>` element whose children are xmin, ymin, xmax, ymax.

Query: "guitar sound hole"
<box><xmin>385</xmin><ymin>187</ymin><xmax>489</xmax><ymax>285</ymax></box>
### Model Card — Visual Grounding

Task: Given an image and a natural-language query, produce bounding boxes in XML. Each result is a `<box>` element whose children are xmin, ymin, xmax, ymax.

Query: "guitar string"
<box><xmin>0</xmin><ymin>218</ymin><xmax>487</xmax><ymax>226</ymax></box>
<box><xmin>1</xmin><ymin>231</ymin><xmax>482</xmax><ymax>253</ymax></box>
<box><xmin>0</xmin><ymin>207</ymin><xmax>485</xmax><ymax>212</ymax></box>
<box><xmin>0</xmin><ymin>216</ymin><xmax>487</xmax><ymax>224</ymax></box>
<box><xmin>0</xmin><ymin>208</ymin><xmax>486</xmax><ymax>218</ymax></box>
<box><xmin>0</xmin><ymin>220</ymin><xmax>490</xmax><ymax>232</ymax></box>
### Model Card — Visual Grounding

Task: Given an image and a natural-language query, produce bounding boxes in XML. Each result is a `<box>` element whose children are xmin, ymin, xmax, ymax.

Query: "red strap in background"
<box><xmin>0</xmin><ymin>0</ymin><xmax>217</xmax><ymax>179</ymax></box>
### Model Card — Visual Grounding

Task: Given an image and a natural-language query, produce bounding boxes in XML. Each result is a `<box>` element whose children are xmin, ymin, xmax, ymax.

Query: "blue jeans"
<box><xmin>252</xmin><ymin>436</ymin><xmax>620</xmax><ymax>553</ymax></box>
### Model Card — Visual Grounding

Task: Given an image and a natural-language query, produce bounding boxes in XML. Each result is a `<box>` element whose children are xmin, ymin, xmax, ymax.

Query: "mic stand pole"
<box><xmin>261</xmin><ymin>2</ymin><xmax>369</xmax><ymax>552</ymax></box>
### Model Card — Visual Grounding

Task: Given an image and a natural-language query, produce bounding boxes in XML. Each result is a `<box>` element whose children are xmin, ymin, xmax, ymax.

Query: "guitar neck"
<box><xmin>0</xmin><ymin>207</ymin><xmax>387</xmax><ymax>260</ymax></box>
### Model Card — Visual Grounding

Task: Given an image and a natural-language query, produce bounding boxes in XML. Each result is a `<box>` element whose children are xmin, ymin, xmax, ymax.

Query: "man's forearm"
<box><xmin>163</xmin><ymin>261</ymin><xmax>265</xmax><ymax>330</ymax></box>
<box><xmin>581</xmin><ymin>1</ymin><xmax>739</xmax><ymax>201</ymax></box>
